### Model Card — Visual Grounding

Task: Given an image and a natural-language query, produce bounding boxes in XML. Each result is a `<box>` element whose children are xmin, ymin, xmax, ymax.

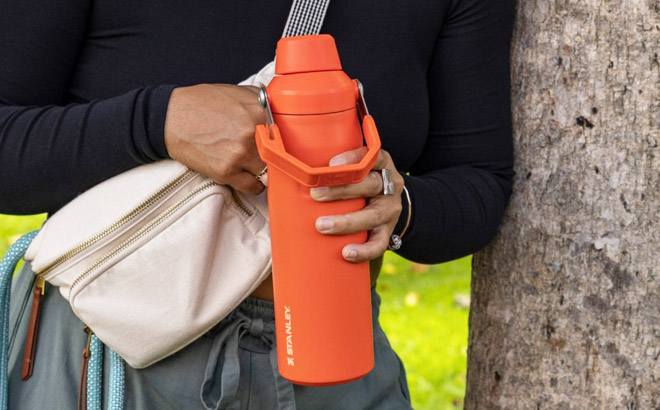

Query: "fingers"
<box><xmin>328</xmin><ymin>147</ymin><xmax>367</xmax><ymax>166</ymax></box>
<box><xmin>251</xmin><ymin>163</ymin><xmax>268</xmax><ymax>185</ymax></box>
<box><xmin>229</xmin><ymin>172</ymin><xmax>265</xmax><ymax>195</ymax></box>
<box><xmin>245</xmin><ymin>160</ymin><xmax>267</xmax><ymax>178</ymax></box>
<box><xmin>311</xmin><ymin>170</ymin><xmax>383</xmax><ymax>201</ymax></box>
<box><xmin>311</xmin><ymin>148</ymin><xmax>393</xmax><ymax>201</ymax></box>
<box><xmin>315</xmin><ymin>206</ymin><xmax>394</xmax><ymax>263</ymax></box>
<box><xmin>223</xmin><ymin>137</ymin><xmax>266</xmax><ymax>191</ymax></box>
<box><xmin>227</xmin><ymin>138</ymin><xmax>265</xmax><ymax>177</ymax></box>
<box><xmin>342</xmin><ymin>226</ymin><xmax>391</xmax><ymax>263</ymax></box>
<box><xmin>315</xmin><ymin>197</ymin><xmax>400</xmax><ymax>236</ymax></box>
<box><xmin>315</xmin><ymin>208</ymin><xmax>382</xmax><ymax>235</ymax></box>
<box><xmin>312</xmin><ymin>147</ymin><xmax>402</xmax><ymax>263</ymax></box>
<box><xmin>328</xmin><ymin>147</ymin><xmax>388</xmax><ymax>170</ymax></box>
<box><xmin>258</xmin><ymin>172</ymin><xmax>268</xmax><ymax>187</ymax></box>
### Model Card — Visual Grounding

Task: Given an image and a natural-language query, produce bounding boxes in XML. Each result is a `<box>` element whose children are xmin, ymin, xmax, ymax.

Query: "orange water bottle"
<box><xmin>255</xmin><ymin>34</ymin><xmax>381</xmax><ymax>386</ymax></box>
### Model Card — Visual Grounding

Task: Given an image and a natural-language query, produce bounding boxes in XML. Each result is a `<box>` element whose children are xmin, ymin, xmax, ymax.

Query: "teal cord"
<box><xmin>87</xmin><ymin>335</ymin><xmax>104</xmax><ymax>410</ymax></box>
<box><xmin>0</xmin><ymin>231</ymin><xmax>38</xmax><ymax>410</ymax></box>
<box><xmin>108</xmin><ymin>348</ymin><xmax>125</xmax><ymax>410</ymax></box>
<box><xmin>87</xmin><ymin>335</ymin><xmax>125</xmax><ymax>410</ymax></box>
<box><xmin>0</xmin><ymin>231</ymin><xmax>125</xmax><ymax>410</ymax></box>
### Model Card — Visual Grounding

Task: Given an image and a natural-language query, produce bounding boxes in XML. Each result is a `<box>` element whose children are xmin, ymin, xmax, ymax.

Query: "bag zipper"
<box><xmin>38</xmin><ymin>169</ymin><xmax>195</xmax><ymax>277</ymax></box>
<box><xmin>67</xmin><ymin>180</ymin><xmax>221</xmax><ymax>300</ymax></box>
<box><xmin>69</xmin><ymin>182</ymin><xmax>247</xmax><ymax>398</ymax></box>
<box><xmin>229</xmin><ymin>188</ymin><xmax>254</xmax><ymax>218</ymax></box>
<box><xmin>57</xmin><ymin>181</ymin><xmax>257</xmax><ymax>391</ymax></box>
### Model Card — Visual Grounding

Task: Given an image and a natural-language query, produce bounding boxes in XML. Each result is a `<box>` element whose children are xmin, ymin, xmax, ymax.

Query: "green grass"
<box><xmin>0</xmin><ymin>214</ymin><xmax>47</xmax><ymax>273</ymax></box>
<box><xmin>0</xmin><ymin>213</ymin><xmax>471</xmax><ymax>409</ymax></box>
<box><xmin>378</xmin><ymin>254</ymin><xmax>471</xmax><ymax>410</ymax></box>
<box><xmin>0</xmin><ymin>214</ymin><xmax>47</xmax><ymax>254</ymax></box>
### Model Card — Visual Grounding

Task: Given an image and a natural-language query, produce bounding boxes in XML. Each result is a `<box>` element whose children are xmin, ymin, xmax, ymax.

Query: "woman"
<box><xmin>1</xmin><ymin>0</ymin><xmax>515</xmax><ymax>408</ymax></box>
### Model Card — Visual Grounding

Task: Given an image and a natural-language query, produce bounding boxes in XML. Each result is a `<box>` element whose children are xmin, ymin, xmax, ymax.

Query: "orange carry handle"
<box><xmin>255</xmin><ymin>115</ymin><xmax>381</xmax><ymax>188</ymax></box>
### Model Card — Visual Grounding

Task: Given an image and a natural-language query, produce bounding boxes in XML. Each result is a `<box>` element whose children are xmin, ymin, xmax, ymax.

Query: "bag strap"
<box><xmin>282</xmin><ymin>0</ymin><xmax>331</xmax><ymax>37</ymax></box>
<box><xmin>239</xmin><ymin>0</ymin><xmax>331</xmax><ymax>90</ymax></box>
<box><xmin>0</xmin><ymin>231</ymin><xmax>38</xmax><ymax>410</ymax></box>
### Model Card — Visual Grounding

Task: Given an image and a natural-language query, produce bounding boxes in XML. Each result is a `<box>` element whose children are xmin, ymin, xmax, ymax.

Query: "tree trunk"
<box><xmin>465</xmin><ymin>1</ymin><xmax>660</xmax><ymax>408</ymax></box>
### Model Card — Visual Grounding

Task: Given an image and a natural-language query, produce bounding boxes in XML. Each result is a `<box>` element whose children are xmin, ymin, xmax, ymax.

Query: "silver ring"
<box><xmin>255</xmin><ymin>166</ymin><xmax>268</xmax><ymax>181</ymax></box>
<box><xmin>381</xmin><ymin>169</ymin><xmax>394</xmax><ymax>196</ymax></box>
<box><xmin>388</xmin><ymin>234</ymin><xmax>402</xmax><ymax>250</ymax></box>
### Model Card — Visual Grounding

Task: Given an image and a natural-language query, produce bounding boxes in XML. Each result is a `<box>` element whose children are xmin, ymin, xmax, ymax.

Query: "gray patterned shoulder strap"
<box><xmin>282</xmin><ymin>0</ymin><xmax>331</xmax><ymax>38</ymax></box>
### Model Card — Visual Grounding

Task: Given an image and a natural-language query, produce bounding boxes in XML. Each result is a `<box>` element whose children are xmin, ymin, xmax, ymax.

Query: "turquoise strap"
<box><xmin>107</xmin><ymin>348</ymin><xmax>125</xmax><ymax>410</ymax></box>
<box><xmin>86</xmin><ymin>334</ymin><xmax>125</xmax><ymax>410</ymax></box>
<box><xmin>0</xmin><ymin>231</ymin><xmax>124</xmax><ymax>410</ymax></box>
<box><xmin>0</xmin><ymin>231</ymin><xmax>38</xmax><ymax>410</ymax></box>
<box><xmin>87</xmin><ymin>335</ymin><xmax>104</xmax><ymax>410</ymax></box>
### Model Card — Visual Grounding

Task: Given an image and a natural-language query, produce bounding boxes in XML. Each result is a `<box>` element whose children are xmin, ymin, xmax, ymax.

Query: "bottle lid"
<box><xmin>275</xmin><ymin>35</ymin><xmax>342</xmax><ymax>75</ymax></box>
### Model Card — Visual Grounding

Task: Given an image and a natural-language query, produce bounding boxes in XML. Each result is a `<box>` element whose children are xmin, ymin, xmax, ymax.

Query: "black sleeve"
<box><xmin>0</xmin><ymin>0</ymin><xmax>174</xmax><ymax>215</ymax></box>
<box><xmin>392</xmin><ymin>0</ymin><xmax>516</xmax><ymax>264</ymax></box>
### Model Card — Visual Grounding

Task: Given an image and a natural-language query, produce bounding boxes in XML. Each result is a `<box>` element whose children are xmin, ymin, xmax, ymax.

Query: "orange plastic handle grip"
<box><xmin>255</xmin><ymin>115</ymin><xmax>382</xmax><ymax>188</ymax></box>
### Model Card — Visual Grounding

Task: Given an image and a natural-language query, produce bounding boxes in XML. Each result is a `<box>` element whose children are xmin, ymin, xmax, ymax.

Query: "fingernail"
<box><xmin>329</xmin><ymin>156</ymin><xmax>347</xmax><ymax>166</ymax></box>
<box><xmin>343</xmin><ymin>248</ymin><xmax>358</xmax><ymax>259</ymax></box>
<box><xmin>310</xmin><ymin>186</ymin><xmax>329</xmax><ymax>199</ymax></box>
<box><xmin>316</xmin><ymin>217</ymin><xmax>335</xmax><ymax>232</ymax></box>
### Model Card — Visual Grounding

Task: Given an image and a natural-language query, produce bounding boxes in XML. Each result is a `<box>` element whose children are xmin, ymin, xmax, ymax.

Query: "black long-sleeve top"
<box><xmin>0</xmin><ymin>0</ymin><xmax>515</xmax><ymax>264</ymax></box>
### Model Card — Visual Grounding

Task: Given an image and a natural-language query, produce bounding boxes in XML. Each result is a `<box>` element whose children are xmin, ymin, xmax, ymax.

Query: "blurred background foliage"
<box><xmin>0</xmin><ymin>213</ymin><xmax>471</xmax><ymax>410</ymax></box>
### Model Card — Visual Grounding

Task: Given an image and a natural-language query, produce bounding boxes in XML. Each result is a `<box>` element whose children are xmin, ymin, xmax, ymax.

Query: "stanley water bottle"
<box><xmin>255</xmin><ymin>35</ymin><xmax>381</xmax><ymax>386</ymax></box>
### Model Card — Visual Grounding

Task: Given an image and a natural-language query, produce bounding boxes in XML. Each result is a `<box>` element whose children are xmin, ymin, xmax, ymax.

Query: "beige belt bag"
<box><xmin>24</xmin><ymin>65</ymin><xmax>276</xmax><ymax>369</ymax></box>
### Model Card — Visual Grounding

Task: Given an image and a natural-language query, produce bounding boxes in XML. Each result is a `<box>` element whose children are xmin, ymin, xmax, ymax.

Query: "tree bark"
<box><xmin>465</xmin><ymin>1</ymin><xmax>660</xmax><ymax>409</ymax></box>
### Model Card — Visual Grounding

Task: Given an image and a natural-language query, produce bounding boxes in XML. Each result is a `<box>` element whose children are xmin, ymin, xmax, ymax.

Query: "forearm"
<box><xmin>392</xmin><ymin>0</ymin><xmax>516</xmax><ymax>264</ymax></box>
<box><xmin>394</xmin><ymin>166</ymin><xmax>513</xmax><ymax>265</ymax></box>
<box><xmin>0</xmin><ymin>85</ymin><xmax>175</xmax><ymax>214</ymax></box>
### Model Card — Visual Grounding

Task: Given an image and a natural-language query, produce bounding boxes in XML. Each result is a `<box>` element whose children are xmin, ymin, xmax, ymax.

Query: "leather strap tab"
<box><xmin>20</xmin><ymin>285</ymin><xmax>43</xmax><ymax>380</ymax></box>
<box><xmin>78</xmin><ymin>329</ymin><xmax>92</xmax><ymax>410</ymax></box>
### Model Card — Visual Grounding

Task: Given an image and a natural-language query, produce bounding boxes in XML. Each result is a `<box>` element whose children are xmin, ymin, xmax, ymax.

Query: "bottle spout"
<box><xmin>275</xmin><ymin>35</ymin><xmax>342</xmax><ymax>75</ymax></box>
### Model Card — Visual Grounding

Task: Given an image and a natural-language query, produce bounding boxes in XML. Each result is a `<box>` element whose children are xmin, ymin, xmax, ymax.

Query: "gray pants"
<box><xmin>9</xmin><ymin>263</ymin><xmax>413</xmax><ymax>410</ymax></box>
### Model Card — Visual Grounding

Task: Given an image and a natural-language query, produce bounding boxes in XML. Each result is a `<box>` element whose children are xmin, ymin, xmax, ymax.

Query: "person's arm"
<box><xmin>310</xmin><ymin>0</ymin><xmax>515</xmax><ymax>265</ymax></box>
<box><xmin>393</xmin><ymin>0</ymin><xmax>516</xmax><ymax>264</ymax></box>
<box><xmin>0</xmin><ymin>0</ymin><xmax>174</xmax><ymax>215</ymax></box>
<box><xmin>0</xmin><ymin>0</ymin><xmax>270</xmax><ymax>216</ymax></box>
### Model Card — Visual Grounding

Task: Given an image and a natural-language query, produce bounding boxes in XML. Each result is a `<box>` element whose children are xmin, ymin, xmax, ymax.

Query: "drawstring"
<box><xmin>268</xmin><ymin>345</ymin><xmax>297</xmax><ymax>409</ymax></box>
<box><xmin>200</xmin><ymin>310</ymin><xmax>296</xmax><ymax>410</ymax></box>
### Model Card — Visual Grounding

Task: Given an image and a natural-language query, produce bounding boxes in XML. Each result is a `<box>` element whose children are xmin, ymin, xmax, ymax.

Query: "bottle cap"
<box><xmin>275</xmin><ymin>35</ymin><xmax>342</xmax><ymax>75</ymax></box>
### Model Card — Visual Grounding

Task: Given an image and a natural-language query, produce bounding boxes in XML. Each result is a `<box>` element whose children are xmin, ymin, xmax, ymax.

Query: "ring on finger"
<box><xmin>381</xmin><ymin>169</ymin><xmax>395</xmax><ymax>196</ymax></box>
<box><xmin>254</xmin><ymin>165</ymin><xmax>268</xmax><ymax>181</ymax></box>
<box><xmin>388</xmin><ymin>234</ymin><xmax>402</xmax><ymax>250</ymax></box>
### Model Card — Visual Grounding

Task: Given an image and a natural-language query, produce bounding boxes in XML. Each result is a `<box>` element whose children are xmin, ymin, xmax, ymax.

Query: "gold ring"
<box><xmin>255</xmin><ymin>166</ymin><xmax>268</xmax><ymax>181</ymax></box>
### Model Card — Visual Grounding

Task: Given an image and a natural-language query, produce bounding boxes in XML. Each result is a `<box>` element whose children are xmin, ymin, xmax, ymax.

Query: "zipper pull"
<box><xmin>77</xmin><ymin>326</ymin><xmax>92</xmax><ymax>410</ymax></box>
<box><xmin>20</xmin><ymin>276</ymin><xmax>46</xmax><ymax>380</ymax></box>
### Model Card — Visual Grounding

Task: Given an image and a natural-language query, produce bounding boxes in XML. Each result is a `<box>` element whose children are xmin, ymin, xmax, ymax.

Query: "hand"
<box><xmin>164</xmin><ymin>84</ymin><xmax>266</xmax><ymax>194</ymax></box>
<box><xmin>310</xmin><ymin>148</ymin><xmax>404</xmax><ymax>263</ymax></box>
